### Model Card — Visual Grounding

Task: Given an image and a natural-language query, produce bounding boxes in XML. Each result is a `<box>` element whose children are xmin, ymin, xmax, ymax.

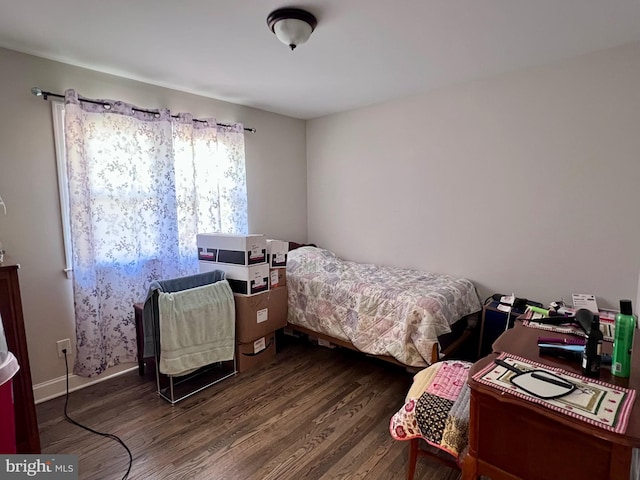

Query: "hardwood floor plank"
<box><xmin>38</xmin><ymin>339</ymin><xmax>462</xmax><ymax>480</ymax></box>
<box><xmin>202</xmin><ymin>377</ymin><xmax>363</xmax><ymax>476</ymax></box>
<box><xmin>158</xmin><ymin>377</ymin><xmax>360</xmax><ymax>479</ymax></box>
<box><xmin>251</xmin><ymin>376</ymin><xmax>404</xmax><ymax>480</ymax></box>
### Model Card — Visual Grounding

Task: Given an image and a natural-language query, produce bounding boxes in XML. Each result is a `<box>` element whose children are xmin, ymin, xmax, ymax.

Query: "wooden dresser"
<box><xmin>0</xmin><ymin>258</ymin><xmax>41</xmax><ymax>453</ymax></box>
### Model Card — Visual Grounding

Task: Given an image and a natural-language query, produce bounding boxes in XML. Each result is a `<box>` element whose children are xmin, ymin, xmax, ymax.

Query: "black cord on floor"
<box><xmin>63</xmin><ymin>350</ymin><xmax>133</xmax><ymax>480</ymax></box>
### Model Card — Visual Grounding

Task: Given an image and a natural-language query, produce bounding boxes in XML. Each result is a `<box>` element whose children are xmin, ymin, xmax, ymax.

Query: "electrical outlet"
<box><xmin>56</xmin><ymin>338</ymin><xmax>71</xmax><ymax>358</ymax></box>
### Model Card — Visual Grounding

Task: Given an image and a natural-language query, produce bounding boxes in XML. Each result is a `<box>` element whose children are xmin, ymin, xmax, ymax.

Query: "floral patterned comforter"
<box><xmin>286</xmin><ymin>247</ymin><xmax>482</xmax><ymax>367</ymax></box>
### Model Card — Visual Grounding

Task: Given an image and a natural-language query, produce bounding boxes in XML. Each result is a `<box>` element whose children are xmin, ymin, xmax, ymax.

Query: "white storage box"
<box><xmin>199</xmin><ymin>261</ymin><xmax>269</xmax><ymax>296</ymax></box>
<box><xmin>197</xmin><ymin>233</ymin><xmax>267</xmax><ymax>266</ymax></box>
<box><xmin>267</xmin><ymin>239</ymin><xmax>289</xmax><ymax>268</ymax></box>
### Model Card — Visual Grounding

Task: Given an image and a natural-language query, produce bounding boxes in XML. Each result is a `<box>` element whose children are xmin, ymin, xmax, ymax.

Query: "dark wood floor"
<box><xmin>37</xmin><ymin>337</ymin><xmax>461</xmax><ymax>480</ymax></box>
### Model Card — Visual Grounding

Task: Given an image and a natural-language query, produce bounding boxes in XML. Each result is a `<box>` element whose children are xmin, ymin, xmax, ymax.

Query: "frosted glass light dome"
<box><xmin>267</xmin><ymin>8</ymin><xmax>317</xmax><ymax>51</ymax></box>
<box><xmin>273</xmin><ymin>18</ymin><xmax>313</xmax><ymax>50</ymax></box>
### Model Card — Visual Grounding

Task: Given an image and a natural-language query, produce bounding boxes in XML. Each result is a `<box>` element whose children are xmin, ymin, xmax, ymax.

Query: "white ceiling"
<box><xmin>1</xmin><ymin>0</ymin><xmax>639</xmax><ymax>119</ymax></box>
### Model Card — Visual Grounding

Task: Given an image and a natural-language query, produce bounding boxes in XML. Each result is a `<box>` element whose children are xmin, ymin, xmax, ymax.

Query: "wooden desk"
<box><xmin>462</xmin><ymin>321</ymin><xmax>640</xmax><ymax>480</ymax></box>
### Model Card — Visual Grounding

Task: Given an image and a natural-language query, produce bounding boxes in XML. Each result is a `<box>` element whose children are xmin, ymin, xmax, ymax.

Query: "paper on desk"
<box><xmin>571</xmin><ymin>294</ymin><xmax>599</xmax><ymax>314</ymax></box>
<box><xmin>500</xmin><ymin>294</ymin><xmax>515</xmax><ymax>305</ymax></box>
<box><xmin>497</xmin><ymin>304</ymin><xmax>512</xmax><ymax>313</ymax></box>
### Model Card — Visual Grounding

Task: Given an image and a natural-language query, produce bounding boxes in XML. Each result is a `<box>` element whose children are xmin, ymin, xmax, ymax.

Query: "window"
<box><xmin>53</xmin><ymin>93</ymin><xmax>248</xmax><ymax>376</ymax></box>
<box><xmin>51</xmin><ymin>101</ymin><xmax>248</xmax><ymax>277</ymax></box>
<box><xmin>52</xmin><ymin>101</ymin><xmax>73</xmax><ymax>278</ymax></box>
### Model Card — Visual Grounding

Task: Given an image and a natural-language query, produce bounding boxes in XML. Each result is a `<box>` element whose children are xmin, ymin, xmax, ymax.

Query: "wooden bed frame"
<box><xmin>287</xmin><ymin>311</ymin><xmax>479</xmax><ymax>368</ymax></box>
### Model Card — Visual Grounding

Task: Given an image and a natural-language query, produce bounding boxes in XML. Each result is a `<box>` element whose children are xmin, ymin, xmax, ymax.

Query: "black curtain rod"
<box><xmin>31</xmin><ymin>88</ymin><xmax>256</xmax><ymax>133</ymax></box>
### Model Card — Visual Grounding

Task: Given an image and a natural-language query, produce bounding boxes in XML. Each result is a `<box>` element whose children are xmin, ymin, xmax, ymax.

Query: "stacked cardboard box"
<box><xmin>198</xmin><ymin>233</ymin><xmax>269</xmax><ymax>296</ymax></box>
<box><xmin>236</xmin><ymin>333</ymin><xmax>276</xmax><ymax>373</ymax></box>
<box><xmin>234</xmin><ymin>287</ymin><xmax>287</xmax><ymax>372</ymax></box>
<box><xmin>197</xmin><ymin>233</ymin><xmax>288</xmax><ymax>372</ymax></box>
<box><xmin>269</xmin><ymin>268</ymin><xmax>286</xmax><ymax>289</ymax></box>
<box><xmin>267</xmin><ymin>239</ymin><xmax>288</xmax><ymax>289</ymax></box>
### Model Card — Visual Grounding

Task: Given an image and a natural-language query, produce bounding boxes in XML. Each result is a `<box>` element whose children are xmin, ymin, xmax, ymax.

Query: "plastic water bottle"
<box><xmin>612</xmin><ymin>300</ymin><xmax>637</xmax><ymax>378</ymax></box>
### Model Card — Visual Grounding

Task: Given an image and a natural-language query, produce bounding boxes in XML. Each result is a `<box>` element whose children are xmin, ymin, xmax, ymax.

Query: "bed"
<box><xmin>286</xmin><ymin>247</ymin><xmax>482</xmax><ymax>367</ymax></box>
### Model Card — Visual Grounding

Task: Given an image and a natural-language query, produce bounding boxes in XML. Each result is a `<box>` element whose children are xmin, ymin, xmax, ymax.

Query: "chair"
<box><xmin>390</xmin><ymin>360</ymin><xmax>472</xmax><ymax>480</ymax></box>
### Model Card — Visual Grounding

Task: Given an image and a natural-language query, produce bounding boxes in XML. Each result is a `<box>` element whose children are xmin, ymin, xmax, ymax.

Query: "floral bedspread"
<box><xmin>286</xmin><ymin>247</ymin><xmax>481</xmax><ymax>366</ymax></box>
<box><xmin>390</xmin><ymin>360</ymin><xmax>471</xmax><ymax>458</ymax></box>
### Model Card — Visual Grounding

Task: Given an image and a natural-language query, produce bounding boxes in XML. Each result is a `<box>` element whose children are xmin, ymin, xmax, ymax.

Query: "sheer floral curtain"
<box><xmin>63</xmin><ymin>90</ymin><xmax>247</xmax><ymax>376</ymax></box>
<box><xmin>172</xmin><ymin>114</ymin><xmax>248</xmax><ymax>274</ymax></box>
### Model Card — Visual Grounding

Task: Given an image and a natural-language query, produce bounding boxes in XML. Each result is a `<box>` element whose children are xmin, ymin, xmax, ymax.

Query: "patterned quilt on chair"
<box><xmin>390</xmin><ymin>360</ymin><xmax>471</xmax><ymax>458</ymax></box>
<box><xmin>286</xmin><ymin>247</ymin><xmax>481</xmax><ymax>366</ymax></box>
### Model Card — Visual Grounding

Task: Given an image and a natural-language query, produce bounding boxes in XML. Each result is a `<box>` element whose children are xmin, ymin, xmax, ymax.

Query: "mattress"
<box><xmin>286</xmin><ymin>247</ymin><xmax>482</xmax><ymax>367</ymax></box>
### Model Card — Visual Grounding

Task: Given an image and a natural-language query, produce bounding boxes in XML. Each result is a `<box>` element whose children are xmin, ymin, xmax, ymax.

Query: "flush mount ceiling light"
<box><xmin>267</xmin><ymin>8</ymin><xmax>317</xmax><ymax>51</ymax></box>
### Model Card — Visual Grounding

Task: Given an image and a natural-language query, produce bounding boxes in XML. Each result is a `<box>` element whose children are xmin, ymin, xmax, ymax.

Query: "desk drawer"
<box><xmin>474</xmin><ymin>392</ymin><xmax>612</xmax><ymax>480</ymax></box>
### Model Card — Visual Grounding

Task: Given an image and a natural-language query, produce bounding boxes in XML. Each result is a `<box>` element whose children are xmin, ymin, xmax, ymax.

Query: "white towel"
<box><xmin>158</xmin><ymin>280</ymin><xmax>235</xmax><ymax>376</ymax></box>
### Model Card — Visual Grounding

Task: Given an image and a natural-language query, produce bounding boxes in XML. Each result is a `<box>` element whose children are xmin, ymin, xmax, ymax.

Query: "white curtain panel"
<box><xmin>64</xmin><ymin>90</ymin><xmax>247</xmax><ymax>376</ymax></box>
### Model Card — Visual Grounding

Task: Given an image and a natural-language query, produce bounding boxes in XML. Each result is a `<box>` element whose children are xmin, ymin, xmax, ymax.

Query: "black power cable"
<box><xmin>62</xmin><ymin>350</ymin><xmax>133</xmax><ymax>480</ymax></box>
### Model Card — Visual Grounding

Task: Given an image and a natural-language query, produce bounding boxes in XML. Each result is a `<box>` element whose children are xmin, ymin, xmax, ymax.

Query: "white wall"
<box><xmin>0</xmin><ymin>47</ymin><xmax>307</xmax><ymax>390</ymax></box>
<box><xmin>307</xmin><ymin>42</ymin><xmax>640</xmax><ymax>310</ymax></box>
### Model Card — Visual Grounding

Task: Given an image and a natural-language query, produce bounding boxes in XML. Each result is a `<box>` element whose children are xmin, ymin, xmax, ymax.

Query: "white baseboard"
<box><xmin>33</xmin><ymin>363</ymin><xmax>138</xmax><ymax>404</ymax></box>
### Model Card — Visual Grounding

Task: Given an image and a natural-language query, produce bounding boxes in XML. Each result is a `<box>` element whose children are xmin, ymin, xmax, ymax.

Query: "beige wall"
<box><xmin>307</xmin><ymin>42</ymin><xmax>640</xmax><ymax>310</ymax></box>
<box><xmin>0</xmin><ymin>48</ymin><xmax>307</xmax><ymax>387</ymax></box>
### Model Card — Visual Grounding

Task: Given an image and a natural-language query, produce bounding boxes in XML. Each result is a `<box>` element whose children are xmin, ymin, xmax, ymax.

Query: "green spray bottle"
<box><xmin>611</xmin><ymin>299</ymin><xmax>637</xmax><ymax>378</ymax></box>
